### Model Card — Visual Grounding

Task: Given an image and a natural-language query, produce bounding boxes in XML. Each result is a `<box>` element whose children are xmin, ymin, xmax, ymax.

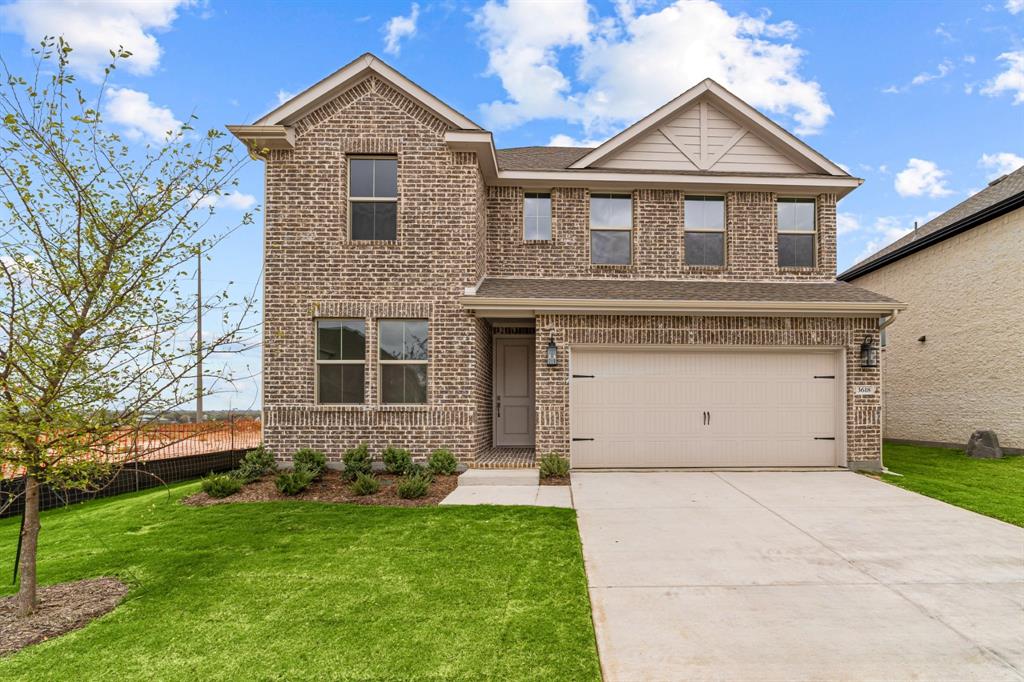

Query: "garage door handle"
<box><xmin>572</xmin><ymin>374</ymin><xmax>595</xmax><ymax>379</ymax></box>
<box><xmin>572</xmin><ymin>438</ymin><xmax>594</xmax><ymax>442</ymax></box>
<box><xmin>814</xmin><ymin>437</ymin><xmax>835</xmax><ymax>440</ymax></box>
<box><xmin>814</xmin><ymin>375</ymin><xmax>835</xmax><ymax>379</ymax></box>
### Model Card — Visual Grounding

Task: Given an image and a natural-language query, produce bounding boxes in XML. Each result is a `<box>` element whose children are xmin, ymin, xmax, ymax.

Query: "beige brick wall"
<box><xmin>533</xmin><ymin>314</ymin><xmax>882</xmax><ymax>469</ymax></box>
<box><xmin>262</xmin><ymin>75</ymin><xmax>488</xmax><ymax>464</ymax></box>
<box><xmin>852</xmin><ymin>207</ymin><xmax>1024</xmax><ymax>449</ymax></box>
<box><xmin>486</xmin><ymin>187</ymin><xmax>837</xmax><ymax>280</ymax></box>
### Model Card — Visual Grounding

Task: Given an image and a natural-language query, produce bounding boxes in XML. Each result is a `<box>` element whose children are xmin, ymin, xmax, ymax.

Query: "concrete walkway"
<box><xmin>440</xmin><ymin>468</ymin><xmax>572</xmax><ymax>508</ymax></box>
<box><xmin>573</xmin><ymin>471</ymin><xmax>1024</xmax><ymax>681</ymax></box>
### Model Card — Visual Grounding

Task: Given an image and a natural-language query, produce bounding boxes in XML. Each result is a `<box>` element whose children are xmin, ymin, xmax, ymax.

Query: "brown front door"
<box><xmin>493</xmin><ymin>336</ymin><xmax>536</xmax><ymax>448</ymax></box>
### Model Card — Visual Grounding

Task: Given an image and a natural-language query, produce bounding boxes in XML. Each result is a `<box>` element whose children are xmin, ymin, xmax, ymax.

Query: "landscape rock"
<box><xmin>965</xmin><ymin>430</ymin><xmax>1003</xmax><ymax>459</ymax></box>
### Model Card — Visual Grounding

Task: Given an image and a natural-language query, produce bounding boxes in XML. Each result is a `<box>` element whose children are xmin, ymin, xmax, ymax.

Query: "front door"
<box><xmin>493</xmin><ymin>337</ymin><xmax>536</xmax><ymax>447</ymax></box>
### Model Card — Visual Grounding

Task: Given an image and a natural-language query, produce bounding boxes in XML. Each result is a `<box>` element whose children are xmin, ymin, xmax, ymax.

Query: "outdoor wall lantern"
<box><xmin>546</xmin><ymin>336</ymin><xmax>558</xmax><ymax>366</ymax></box>
<box><xmin>860</xmin><ymin>336</ymin><xmax>879</xmax><ymax>368</ymax></box>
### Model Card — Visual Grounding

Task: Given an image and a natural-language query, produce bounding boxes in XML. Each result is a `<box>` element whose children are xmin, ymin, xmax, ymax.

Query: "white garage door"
<box><xmin>570</xmin><ymin>349</ymin><xmax>841</xmax><ymax>468</ymax></box>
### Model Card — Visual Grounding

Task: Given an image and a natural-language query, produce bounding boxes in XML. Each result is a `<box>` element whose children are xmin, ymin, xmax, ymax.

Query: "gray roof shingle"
<box><xmin>495</xmin><ymin>146</ymin><xmax>593</xmax><ymax>171</ymax></box>
<box><xmin>471</xmin><ymin>277</ymin><xmax>900</xmax><ymax>306</ymax></box>
<box><xmin>840</xmin><ymin>164</ymin><xmax>1024</xmax><ymax>279</ymax></box>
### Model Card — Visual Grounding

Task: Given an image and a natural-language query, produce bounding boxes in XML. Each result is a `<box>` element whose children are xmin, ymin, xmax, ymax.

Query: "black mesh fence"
<box><xmin>0</xmin><ymin>448</ymin><xmax>249</xmax><ymax>519</ymax></box>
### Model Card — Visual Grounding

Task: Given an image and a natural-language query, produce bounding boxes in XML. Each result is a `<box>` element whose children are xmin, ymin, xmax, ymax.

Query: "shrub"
<box><xmin>350</xmin><ymin>472</ymin><xmax>380</xmax><ymax>496</ymax></box>
<box><xmin>342</xmin><ymin>442</ymin><xmax>373</xmax><ymax>481</ymax></box>
<box><xmin>275</xmin><ymin>469</ymin><xmax>314</xmax><ymax>496</ymax></box>
<box><xmin>428</xmin><ymin>448</ymin><xmax>458</xmax><ymax>476</ymax></box>
<box><xmin>538</xmin><ymin>453</ymin><xmax>570</xmax><ymax>478</ymax></box>
<box><xmin>403</xmin><ymin>462</ymin><xmax>432</xmax><ymax>481</ymax></box>
<box><xmin>381</xmin><ymin>446</ymin><xmax>413</xmax><ymax>475</ymax></box>
<box><xmin>396</xmin><ymin>472</ymin><xmax>432</xmax><ymax>500</ymax></box>
<box><xmin>201</xmin><ymin>473</ymin><xmax>242</xmax><ymax>498</ymax></box>
<box><xmin>232</xmin><ymin>445</ymin><xmax>277</xmax><ymax>483</ymax></box>
<box><xmin>292</xmin><ymin>448</ymin><xmax>327</xmax><ymax>479</ymax></box>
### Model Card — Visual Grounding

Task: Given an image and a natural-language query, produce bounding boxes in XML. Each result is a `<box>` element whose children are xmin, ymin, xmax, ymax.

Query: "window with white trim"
<box><xmin>524</xmin><ymin>192</ymin><xmax>552</xmax><ymax>241</ymax></box>
<box><xmin>590</xmin><ymin>193</ymin><xmax>632</xmax><ymax>264</ymax></box>
<box><xmin>777</xmin><ymin>198</ymin><xmax>816</xmax><ymax>267</ymax></box>
<box><xmin>684</xmin><ymin>195</ymin><xmax>725</xmax><ymax>266</ymax></box>
<box><xmin>316</xmin><ymin>319</ymin><xmax>366</xmax><ymax>404</ymax></box>
<box><xmin>349</xmin><ymin>156</ymin><xmax>397</xmax><ymax>240</ymax></box>
<box><xmin>378</xmin><ymin>319</ymin><xmax>428</xmax><ymax>404</ymax></box>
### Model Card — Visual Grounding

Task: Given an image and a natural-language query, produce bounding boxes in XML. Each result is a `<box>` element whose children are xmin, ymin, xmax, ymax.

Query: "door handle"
<box><xmin>703</xmin><ymin>410</ymin><xmax>708</xmax><ymax>426</ymax></box>
<box><xmin>495</xmin><ymin>398</ymin><xmax>501</xmax><ymax>418</ymax></box>
<box><xmin>708</xmin><ymin>411</ymin><xmax>710</xmax><ymax>426</ymax></box>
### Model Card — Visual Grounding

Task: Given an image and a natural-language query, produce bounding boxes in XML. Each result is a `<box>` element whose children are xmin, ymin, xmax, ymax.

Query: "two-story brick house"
<box><xmin>229</xmin><ymin>53</ymin><xmax>903</xmax><ymax>472</ymax></box>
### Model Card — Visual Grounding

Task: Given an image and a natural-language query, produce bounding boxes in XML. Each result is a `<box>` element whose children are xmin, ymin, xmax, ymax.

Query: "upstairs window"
<box><xmin>524</xmin><ymin>192</ymin><xmax>552</xmax><ymax>241</ymax></box>
<box><xmin>684</xmin><ymin>195</ymin><xmax>725</xmax><ymax>266</ymax></box>
<box><xmin>349</xmin><ymin>157</ymin><xmax>397</xmax><ymax>240</ymax></box>
<box><xmin>590</xmin><ymin>193</ymin><xmax>632</xmax><ymax>265</ymax></box>
<box><xmin>379</xmin><ymin>320</ymin><xmax>428</xmax><ymax>404</ymax></box>
<box><xmin>316</xmin><ymin>319</ymin><xmax>366</xmax><ymax>404</ymax></box>
<box><xmin>777</xmin><ymin>198</ymin><xmax>816</xmax><ymax>267</ymax></box>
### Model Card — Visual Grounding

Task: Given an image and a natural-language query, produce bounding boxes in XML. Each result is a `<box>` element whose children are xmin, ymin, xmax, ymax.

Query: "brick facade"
<box><xmin>259</xmin><ymin>72</ymin><xmax>882</xmax><ymax>470</ymax></box>
<box><xmin>486</xmin><ymin>187</ymin><xmax>837</xmax><ymax>281</ymax></box>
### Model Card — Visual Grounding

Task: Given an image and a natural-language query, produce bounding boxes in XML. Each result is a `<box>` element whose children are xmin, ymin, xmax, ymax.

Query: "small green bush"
<box><xmin>396</xmin><ymin>473</ymin><xmax>431</xmax><ymax>500</ymax></box>
<box><xmin>292</xmin><ymin>448</ymin><xmax>327</xmax><ymax>479</ymax></box>
<box><xmin>428</xmin><ymin>448</ymin><xmax>458</xmax><ymax>476</ymax></box>
<box><xmin>232</xmin><ymin>445</ymin><xmax>277</xmax><ymax>483</ymax></box>
<box><xmin>201</xmin><ymin>473</ymin><xmax>242</xmax><ymax>498</ymax></box>
<box><xmin>342</xmin><ymin>442</ymin><xmax>373</xmax><ymax>481</ymax></box>
<box><xmin>538</xmin><ymin>453</ymin><xmax>570</xmax><ymax>478</ymax></box>
<box><xmin>403</xmin><ymin>462</ymin><xmax>432</xmax><ymax>481</ymax></box>
<box><xmin>382</xmin><ymin>446</ymin><xmax>413</xmax><ymax>475</ymax></box>
<box><xmin>350</xmin><ymin>472</ymin><xmax>380</xmax><ymax>496</ymax></box>
<box><xmin>275</xmin><ymin>469</ymin><xmax>314</xmax><ymax>496</ymax></box>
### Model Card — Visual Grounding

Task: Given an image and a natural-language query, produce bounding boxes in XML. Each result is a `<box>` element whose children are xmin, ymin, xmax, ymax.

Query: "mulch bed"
<box><xmin>182</xmin><ymin>471</ymin><xmax>459</xmax><ymax>508</ymax></box>
<box><xmin>0</xmin><ymin>577</ymin><xmax>128</xmax><ymax>657</ymax></box>
<box><xmin>539</xmin><ymin>474</ymin><xmax>570</xmax><ymax>486</ymax></box>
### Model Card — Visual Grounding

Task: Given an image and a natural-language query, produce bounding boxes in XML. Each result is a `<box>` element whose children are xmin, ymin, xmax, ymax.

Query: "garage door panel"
<box><xmin>570</xmin><ymin>349</ymin><xmax>839</xmax><ymax>469</ymax></box>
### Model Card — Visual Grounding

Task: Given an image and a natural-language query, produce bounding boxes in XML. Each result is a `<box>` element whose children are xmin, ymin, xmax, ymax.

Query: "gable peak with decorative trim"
<box><xmin>570</xmin><ymin>79</ymin><xmax>848</xmax><ymax>177</ymax></box>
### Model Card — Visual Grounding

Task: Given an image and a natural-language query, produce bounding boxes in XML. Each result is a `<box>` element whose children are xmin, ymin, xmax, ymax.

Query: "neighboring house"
<box><xmin>230</xmin><ymin>53</ymin><xmax>903</xmax><ymax>472</ymax></box>
<box><xmin>839</xmin><ymin>167</ymin><xmax>1024</xmax><ymax>453</ymax></box>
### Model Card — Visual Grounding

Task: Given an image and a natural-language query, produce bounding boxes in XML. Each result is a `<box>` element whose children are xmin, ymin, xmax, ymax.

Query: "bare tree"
<box><xmin>0</xmin><ymin>38</ymin><xmax>258</xmax><ymax>616</ymax></box>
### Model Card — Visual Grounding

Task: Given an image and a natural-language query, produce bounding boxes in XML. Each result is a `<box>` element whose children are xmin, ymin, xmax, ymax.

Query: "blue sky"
<box><xmin>1</xmin><ymin>0</ymin><xmax>1022</xmax><ymax>409</ymax></box>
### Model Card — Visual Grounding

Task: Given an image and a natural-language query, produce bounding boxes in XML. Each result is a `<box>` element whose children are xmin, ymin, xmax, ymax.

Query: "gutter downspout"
<box><xmin>878</xmin><ymin>309</ymin><xmax>902</xmax><ymax>475</ymax></box>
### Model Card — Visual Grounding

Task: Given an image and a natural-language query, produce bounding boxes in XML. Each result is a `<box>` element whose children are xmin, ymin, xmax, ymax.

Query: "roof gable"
<box><xmin>572</xmin><ymin>80</ymin><xmax>847</xmax><ymax>176</ymax></box>
<box><xmin>254</xmin><ymin>53</ymin><xmax>480</xmax><ymax>131</ymax></box>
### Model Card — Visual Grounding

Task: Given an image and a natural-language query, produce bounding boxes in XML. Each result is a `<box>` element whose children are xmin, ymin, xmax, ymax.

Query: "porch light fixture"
<box><xmin>860</xmin><ymin>336</ymin><xmax>879</xmax><ymax>368</ymax></box>
<box><xmin>546</xmin><ymin>336</ymin><xmax>558</xmax><ymax>366</ymax></box>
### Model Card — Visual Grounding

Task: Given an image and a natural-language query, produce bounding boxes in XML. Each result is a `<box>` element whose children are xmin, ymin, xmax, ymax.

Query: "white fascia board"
<box><xmin>493</xmin><ymin>170</ymin><xmax>863</xmax><ymax>197</ymax></box>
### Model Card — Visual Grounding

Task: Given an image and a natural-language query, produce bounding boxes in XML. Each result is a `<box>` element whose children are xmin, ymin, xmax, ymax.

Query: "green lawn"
<box><xmin>881</xmin><ymin>443</ymin><xmax>1024</xmax><ymax>527</ymax></box>
<box><xmin>0</xmin><ymin>483</ymin><xmax>601</xmax><ymax>681</ymax></box>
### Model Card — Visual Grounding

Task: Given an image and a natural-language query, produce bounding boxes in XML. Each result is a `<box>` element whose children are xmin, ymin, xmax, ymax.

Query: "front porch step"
<box><xmin>457</xmin><ymin>469</ymin><xmax>539</xmax><ymax>487</ymax></box>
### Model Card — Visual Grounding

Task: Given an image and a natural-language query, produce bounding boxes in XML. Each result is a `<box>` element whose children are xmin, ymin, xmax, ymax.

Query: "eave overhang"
<box><xmin>460</xmin><ymin>296</ymin><xmax>906</xmax><ymax>318</ymax></box>
<box><xmin>226</xmin><ymin>125</ymin><xmax>295</xmax><ymax>158</ymax></box>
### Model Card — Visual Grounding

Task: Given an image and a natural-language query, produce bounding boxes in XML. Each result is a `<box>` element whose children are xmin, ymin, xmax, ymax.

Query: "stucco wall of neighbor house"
<box><xmin>485</xmin><ymin>187</ymin><xmax>837</xmax><ymax>281</ymax></box>
<box><xmin>851</xmin><ymin>206</ymin><xmax>1024</xmax><ymax>450</ymax></box>
<box><xmin>261</xmin><ymin>75</ymin><xmax>489</xmax><ymax>465</ymax></box>
<box><xmin>534</xmin><ymin>314</ymin><xmax>883</xmax><ymax>469</ymax></box>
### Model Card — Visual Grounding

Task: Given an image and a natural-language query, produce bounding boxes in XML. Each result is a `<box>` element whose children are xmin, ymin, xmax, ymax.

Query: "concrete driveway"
<box><xmin>572</xmin><ymin>471</ymin><xmax>1024</xmax><ymax>681</ymax></box>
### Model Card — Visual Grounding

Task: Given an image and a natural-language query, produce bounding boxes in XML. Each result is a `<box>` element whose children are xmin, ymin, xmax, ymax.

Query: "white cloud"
<box><xmin>219</xmin><ymin>192</ymin><xmax>257</xmax><ymax>211</ymax></box>
<box><xmin>1007</xmin><ymin>0</ymin><xmax>1024</xmax><ymax>13</ymax></box>
<box><xmin>473</xmin><ymin>0</ymin><xmax>833</xmax><ymax>136</ymax></box>
<box><xmin>836</xmin><ymin>213</ymin><xmax>860</xmax><ymax>235</ymax></box>
<box><xmin>981</xmin><ymin>51</ymin><xmax>1024</xmax><ymax>104</ymax></box>
<box><xmin>276</xmin><ymin>90</ymin><xmax>295</xmax><ymax>105</ymax></box>
<box><xmin>978</xmin><ymin>152</ymin><xmax>1024</xmax><ymax>179</ymax></box>
<box><xmin>894</xmin><ymin>158</ymin><xmax>954</xmax><ymax>198</ymax></box>
<box><xmin>884</xmin><ymin>60</ymin><xmax>953</xmax><ymax>93</ymax></box>
<box><xmin>0</xmin><ymin>0</ymin><xmax>193</xmax><ymax>82</ymax></box>
<box><xmin>383</xmin><ymin>3</ymin><xmax>419</xmax><ymax>55</ymax></box>
<box><xmin>104</xmin><ymin>87</ymin><xmax>182</xmax><ymax>142</ymax></box>
<box><xmin>963</xmin><ymin>55</ymin><xmax>976</xmax><ymax>64</ymax></box>
<box><xmin>547</xmin><ymin>133</ymin><xmax>606</xmax><ymax>147</ymax></box>
<box><xmin>934</xmin><ymin>25</ymin><xmax>953</xmax><ymax>41</ymax></box>
<box><xmin>855</xmin><ymin>216</ymin><xmax>914</xmax><ymax>261</ymax></box>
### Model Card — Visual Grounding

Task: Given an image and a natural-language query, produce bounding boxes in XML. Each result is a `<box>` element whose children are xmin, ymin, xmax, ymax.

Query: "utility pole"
<box><xmin>196</xmin><ymin>250</ymin><xmax>203</xmax><ymax>424</ymax></box>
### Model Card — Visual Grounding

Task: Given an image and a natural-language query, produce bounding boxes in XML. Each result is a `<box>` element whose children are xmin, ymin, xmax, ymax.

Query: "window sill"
<box><xmin>312</xmin><ymin>403</ymin><xmax>430</xmax><ymax>411</ymax></box>
<box><xmin>591</xmin><ymin>263</ymin><xmax>634</xmax><ymax>269</ymax></box>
